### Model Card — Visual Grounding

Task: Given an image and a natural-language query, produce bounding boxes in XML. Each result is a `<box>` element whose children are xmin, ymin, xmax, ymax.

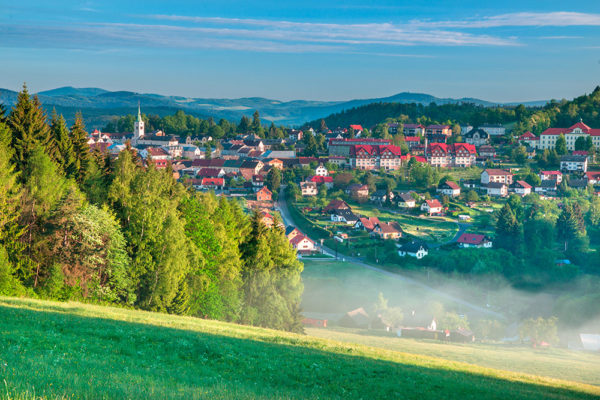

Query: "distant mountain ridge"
<box><xmin>0</xmin><ymin>86</ymin><xmax>549</xmax><ymax>128</ymax></box>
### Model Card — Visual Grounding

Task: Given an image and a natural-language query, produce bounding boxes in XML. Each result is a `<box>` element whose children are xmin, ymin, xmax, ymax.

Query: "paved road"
<box><xmin>276</xmin><ymin>187</ymin><xmax>503</xmax><ymax>319</ymax></box>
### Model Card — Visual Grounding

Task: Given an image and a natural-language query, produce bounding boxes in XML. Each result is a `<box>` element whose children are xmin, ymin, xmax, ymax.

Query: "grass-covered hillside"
<box><xmin>1</xmin><ymin>297</ymin><xmax>599</xmax><ymax>400</ymax></box>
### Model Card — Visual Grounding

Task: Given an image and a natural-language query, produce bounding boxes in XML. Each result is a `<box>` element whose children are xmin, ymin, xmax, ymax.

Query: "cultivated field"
<box><xmin>1</xmin><ymin>297</ymin><xmax>599</xmax><ymax>399</ymax></box>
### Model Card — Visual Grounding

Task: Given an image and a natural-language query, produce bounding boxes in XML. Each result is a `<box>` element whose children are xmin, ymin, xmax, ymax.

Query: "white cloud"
<box><xmin>142</xmin><ymin>15</ymin><xmax>518</xmax><ymax>47</ymax></box>
<box><xmin>411</xmin><ymin>12</ymin><xmax>600</xmax><ymax>28</ymax></box>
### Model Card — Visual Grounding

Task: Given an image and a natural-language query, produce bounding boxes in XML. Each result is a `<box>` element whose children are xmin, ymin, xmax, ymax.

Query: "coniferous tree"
<box><xmin>238</xmin><ymin>115</ymin><xmax>251</xmax><ymax>133</ymax></box>
<box><xmin>8</xmin><ymin>84</ymin><xmax>52</xmax><ymax>171</ymax></box>
<box><xmin>556</xmin><ymin>204</ymin><xmax>582</xmax><ymax>251</ymax></box>
<box><xmin>496</xmin><ymin>203</ymin><xmax>520</xmax><ymax>251</ymax></box>
<box><xmin>50</xmin><ymin>109</ymin><xmax>76</xmax><ymax>175</ymax></box>
<box><xmin>70</xmin><ymin>112</ymin><xmax>90</xmax><ymax>181</ymax></box>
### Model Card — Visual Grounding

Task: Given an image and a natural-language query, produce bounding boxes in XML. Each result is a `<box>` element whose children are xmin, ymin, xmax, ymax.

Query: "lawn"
<box><xmin>349</xmin><ymin>203</ymin><xmax>458</xmax><ymax>242</ymax></box>
<box><xmin>306</xmin><ymin>327</ymin><xmax>600</xmax><ymax>387</ymax></box>
<box><xmin>1</xmin><ymin>297</ymin><xmax>599</xmax><ymax>400</ymax></box>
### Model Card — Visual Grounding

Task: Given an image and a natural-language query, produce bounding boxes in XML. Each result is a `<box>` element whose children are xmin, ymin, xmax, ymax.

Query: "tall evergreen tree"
<box><xmin>50</xmin><ymin>109</ymin><xmax>76</xmax><ymax>175</ymax></box>
<box><xmin>8</xmin><ymin>84</ymin><xmax>52</xmax><ymax>171</ymax></box>
<box><xmin>70</xmin><ymin>112</ymin><xmax>90</xmax><ymax>181</ymax></box>
<box><xmin>556</xmin><ymin>204</ymin><xmax>582</xmax><ymax>251</ymax></box>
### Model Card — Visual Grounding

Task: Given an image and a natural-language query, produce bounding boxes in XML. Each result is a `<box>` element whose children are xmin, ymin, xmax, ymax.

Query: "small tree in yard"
<box><xmin>467</xmin><ymin>190</ymin><xmax>479</xmax><ymax>202</ymax></box>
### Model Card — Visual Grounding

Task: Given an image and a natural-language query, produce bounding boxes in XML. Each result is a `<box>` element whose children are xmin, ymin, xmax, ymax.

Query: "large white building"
<box><xmin>480</xmin><ymin>124</ymin><xmax>506</xmax><ymax>136</ymax></box>
<box><xmin>538</xmin><ymin>121</ymin><xmax>600</xmax><ymax>151</ymax></box>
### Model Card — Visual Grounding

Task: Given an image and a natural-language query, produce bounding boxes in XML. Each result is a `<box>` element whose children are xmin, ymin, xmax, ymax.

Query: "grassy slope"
<box><xmin>1</xmin><ymin>298</ymin><xmax>599</xmax><ymax>400</ymax></box>
<box><xmin>306</xmin><ymin>327</ymin><xmax>600</xmax><ymax>387</ymax></box>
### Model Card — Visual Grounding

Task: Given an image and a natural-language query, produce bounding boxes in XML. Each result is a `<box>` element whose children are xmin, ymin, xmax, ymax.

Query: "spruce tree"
<box><xmin>50</xmin><ymin>109</ymin><xmax>76</xmax><ymax>175</ymax></box>
<box><xmin>70</xmin><ymin>111</ymin><xmax>91</xmax><ymax>181</ymax></box>
<box><xmin>556</xmin><ymin>204</ymin><xmax>581</xmax><ymax>251</ymax></box>
<box><xmin>8</xmin><ymin>84</ymin><xmax>52</xmax><ymax>171</ymax></box>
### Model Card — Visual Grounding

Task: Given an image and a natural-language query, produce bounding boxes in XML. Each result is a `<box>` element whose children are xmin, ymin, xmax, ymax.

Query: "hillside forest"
<box><xmin>0</xmin><ymin>85</ymin><xmax>305</xmax><ymax>333</ymax></box>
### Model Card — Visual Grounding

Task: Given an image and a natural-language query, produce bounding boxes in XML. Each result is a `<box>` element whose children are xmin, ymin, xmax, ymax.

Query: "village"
<box><xmin>87</xmin><ymin>108</ymin><xmax>599</xmax><ymax>265</ymax></box>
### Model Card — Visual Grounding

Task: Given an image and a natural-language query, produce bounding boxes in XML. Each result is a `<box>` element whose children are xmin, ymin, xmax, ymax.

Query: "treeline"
<box><xmin>0</xmin><ymin>85</ymin><xmax>304</xmax><ymax>332</ymax></box>
<box><xmin>104</xmin><ymin>110</ymin><xmax>289</xmax><ymax>140</ymax></box>
<box><xmin>303</xmin><ymin>102</ymin><xmax>523</xmax><ymax>132</ymax></box>
<box><xmin>515</xmin><ymin>86</ymin><xmax>600</xmax><ymax>135</ymax></box>
<box><xmin>303</xmin><ymin>87</ymin><xmax>600</xmax><ymax>136</ymax></box>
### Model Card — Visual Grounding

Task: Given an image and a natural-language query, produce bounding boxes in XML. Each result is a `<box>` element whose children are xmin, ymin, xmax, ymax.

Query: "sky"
<box><xmin>1</xmin><ymin>0</ymin><xmax>600</xmax><ymax>102</ymax></box>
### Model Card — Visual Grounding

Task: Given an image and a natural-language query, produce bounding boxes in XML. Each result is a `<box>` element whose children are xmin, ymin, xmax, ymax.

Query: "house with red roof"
<box><xmin>426</xmin><ymin>143</ymin><xmax>477</xmax><ymax>167</ymax></box>
<box><xmin>350</xmin><ymin>144</ymin><xmax>403</xmax><ymax>171</ymax></box>
<box><xmin>539</xmin><ymin>170</ymin><xmax>563</xmax><ymax>183</ymax></box>
<box><xmin>518</xmin><ymin>131</ymin><xmax>540</xmax><ymax>149</ymax></box>
<box><xmin>539</xmin><ymin>121</ymin><xmax>600</xmax><ymax>151</ymax></box>
<box><xmin>289</xmin><ymin>234</ymin><xmax>316</xmax><ymax>254</ymax></box>
<box><xmin>425</xmin><ymin>124</ymin><xmax>452</xmax><ymax>136</ymax></box>
<box><xmin>200</xmin><ymin>177</ymin><xmax>224</xmax><ymax>190</ymax></box>
<box><xmin>256</xmin><ymin>186</ymin><xmax>272</xmax><ymax>202</ymax></box>
<box><xmin>404</xmin><ymin>136</ymin><xmax>421</xmax><ymax>149</ymax></box>
<box><xmin>349</xmin><ymin>124</ymin><xmax>364</xmax><ymax>134</ymax></box>
<box><xmin>323</xmin><ymin>199</ymin><xmax>350</xmax><ymax>213</ymax></box>
<box><xmin>421</xmin><ymin>199</ymin><xmax>443</xmax><ymax>215</ymax></box>
<box><xmin>481</xmin><ymin>169</ymin><xmax>514</xmax><ymax>185</ymax></box>
<box><xmin>309</xmin><ymin>175</ymin><xmax>334</xmax><ymax>188</ymax></box>
<box><xmin>372</xmin><ymin>221</ymin><xmax>402</xmax><ymax>240</ymax></box>
<box><xmin>512</xmin><ymin>180</ymin><xmax>532</xmax><ymax>196</ymax></box>
<box><xmin>403</xmin><ymin>124</ymin><xmax>426</xmax><ymax>136</ymax></box>
<box><xmin>355</xmin><ymin>216</ymin><xmax>381</xmax><ymax>232</ymax></box>
<box><xmin>437</xmin><ymin>181</ymin><xmax>461</xmax><ymax>197</ymax></box>
<box><xmin>585</xmin><ymin>171</ymin><xmax>600</xmax><ymax>185</ymax></box>
<box><xmin>457</xmin><ymin>233</ymin><xmax>492</xmax><ymax>248</ymax></box>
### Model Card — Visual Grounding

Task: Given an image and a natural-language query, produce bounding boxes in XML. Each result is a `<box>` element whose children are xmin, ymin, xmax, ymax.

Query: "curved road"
<box><xmin>276</xmin><ymin>187</ymin><xmax>503</xmax><ymax>319</ymax></box>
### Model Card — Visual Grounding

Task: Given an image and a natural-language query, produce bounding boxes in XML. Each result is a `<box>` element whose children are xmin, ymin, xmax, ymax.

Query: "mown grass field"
<box><xmin>1</xmin><ymin>297</ymin><xmax>599</xmax><ymax>400</ymax></box>
<box><xmin>306</xmin><ymin>327</ymin><xmax>600</xmax><ymax>386</ymax></box>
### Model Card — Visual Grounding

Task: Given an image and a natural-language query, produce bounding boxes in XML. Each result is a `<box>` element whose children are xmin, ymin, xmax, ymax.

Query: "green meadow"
<box><xmin>1</xmin><ymin>297</ymin><xmax>599</xmax><ymax>400</ymax></box>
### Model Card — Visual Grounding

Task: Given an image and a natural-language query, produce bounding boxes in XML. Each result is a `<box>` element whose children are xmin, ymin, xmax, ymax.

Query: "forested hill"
<box><xmin>303</xmin><ymin>87</ymin><xmax>600</xmax><ymax>135</ymax></box>
<box><xmin>517</xmin><ymin>86</ymin><xmax>600</xmax><ymax>135</ymax></box>
<box><xmin>303</xmin><ymin>102</ymin><xmax>523</xmax><ymax>131</ymax></box>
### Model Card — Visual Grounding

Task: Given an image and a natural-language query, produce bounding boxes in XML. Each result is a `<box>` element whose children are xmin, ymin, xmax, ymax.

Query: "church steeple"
<box><xmin>134</xmin><ymin>102</ymin><xmax>145</xmax><ymax>142</ymax></box>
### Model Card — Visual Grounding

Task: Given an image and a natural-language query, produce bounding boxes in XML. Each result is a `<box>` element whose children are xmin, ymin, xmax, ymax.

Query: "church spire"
<box><xmin>134</xmin><ymin>102</ymin><xmax>145</xmax><ymax>141</ymax></box>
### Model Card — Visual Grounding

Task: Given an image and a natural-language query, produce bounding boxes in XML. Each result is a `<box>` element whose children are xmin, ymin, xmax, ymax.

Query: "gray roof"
<box><xmin>560</xmin><ymin>155</ymin><xmax>588</xmax><ymax>162</ymax></box>
<box><xmin>399</xmin><ymin>241</ymin><xmax>429</xmax><ymax>253</ymax></box>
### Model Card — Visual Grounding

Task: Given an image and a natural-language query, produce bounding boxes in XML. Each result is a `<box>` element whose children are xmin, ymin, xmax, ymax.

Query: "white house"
<box><xmin>463</xmin><ymin>128</ymin><xmax>489</xmax><ymax>146</ymax></box>
<box><xmin>486</xmin><ymin>182</ymin><xmax>508</xmax><ymax>197</ymax></box>
<box><xmin>421</xmin><ymin>199</ymin><xmax>443</xmax><ymax>215</ymax></box>
<box><xmin>289</xmin><ymin>234</ymin><xmax>316</xmax><ymax>254</ymax></box>
<box><xmin>315</xmin><ymin>164</ymin><xmax>329</xmax><ymax>176</ymax></box>
<box><xmin>437</xmin><ymin>181</ymin><xmax>461</xmax><ymax>197</ymax></box>
<box><xmin>398</xmin><ymin>241</ymin><xmax>429</xmax><ymax>259</ymax></box>
<box><xmin>182</xmin><ymin>145</ymin><xmax>203</xmax><ymax>159</ymax></box>
<box><xmin>396</xmin><ymin>192</ymin><xmax>416</xmax><ymax>208</ymax></box>
<box><xmin>560</xmin><ymin>155</ymin><xmax>588</xmax><ymax>172</ymax></box>
<box><xmin>480</xmin><ymin>123</ymin><xmax>506</xmax><ymax>136</ymax></box>
<box><xmin>300</xmin><ymin>181</ymin><xmax>318</xmax><ymax>196</ymax></box>
<box><xmin>330</xmin><ymin>210</ymin><xmax>359</xmax><ymax>225</ymax></box>
<box><xmin>539</xmin><ymin>170</ymin><xmax>563</xmax><ymax>183</ymax></box>
<box><xmin>512</xmin><ymin>180</ymin><xmax>532</xmax><ymax>196</ymax></box>
<box><xmin>481</xmin><ymin>169</ymin><xmax>514</xmax><ymax>185</ymax></box>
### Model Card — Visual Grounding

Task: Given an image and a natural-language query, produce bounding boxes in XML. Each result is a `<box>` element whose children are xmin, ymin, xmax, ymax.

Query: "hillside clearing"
<box><xmin>0</xmin><ymin>297</ymin><xmax>599</xmax><ymax>399</ymax></box>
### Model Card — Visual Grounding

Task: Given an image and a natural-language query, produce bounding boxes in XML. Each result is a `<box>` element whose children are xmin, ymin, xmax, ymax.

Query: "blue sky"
<box><xmin>2</xmin><ymin>1</ymin><xmax>600</xmax><ymax>102</ymax></box>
